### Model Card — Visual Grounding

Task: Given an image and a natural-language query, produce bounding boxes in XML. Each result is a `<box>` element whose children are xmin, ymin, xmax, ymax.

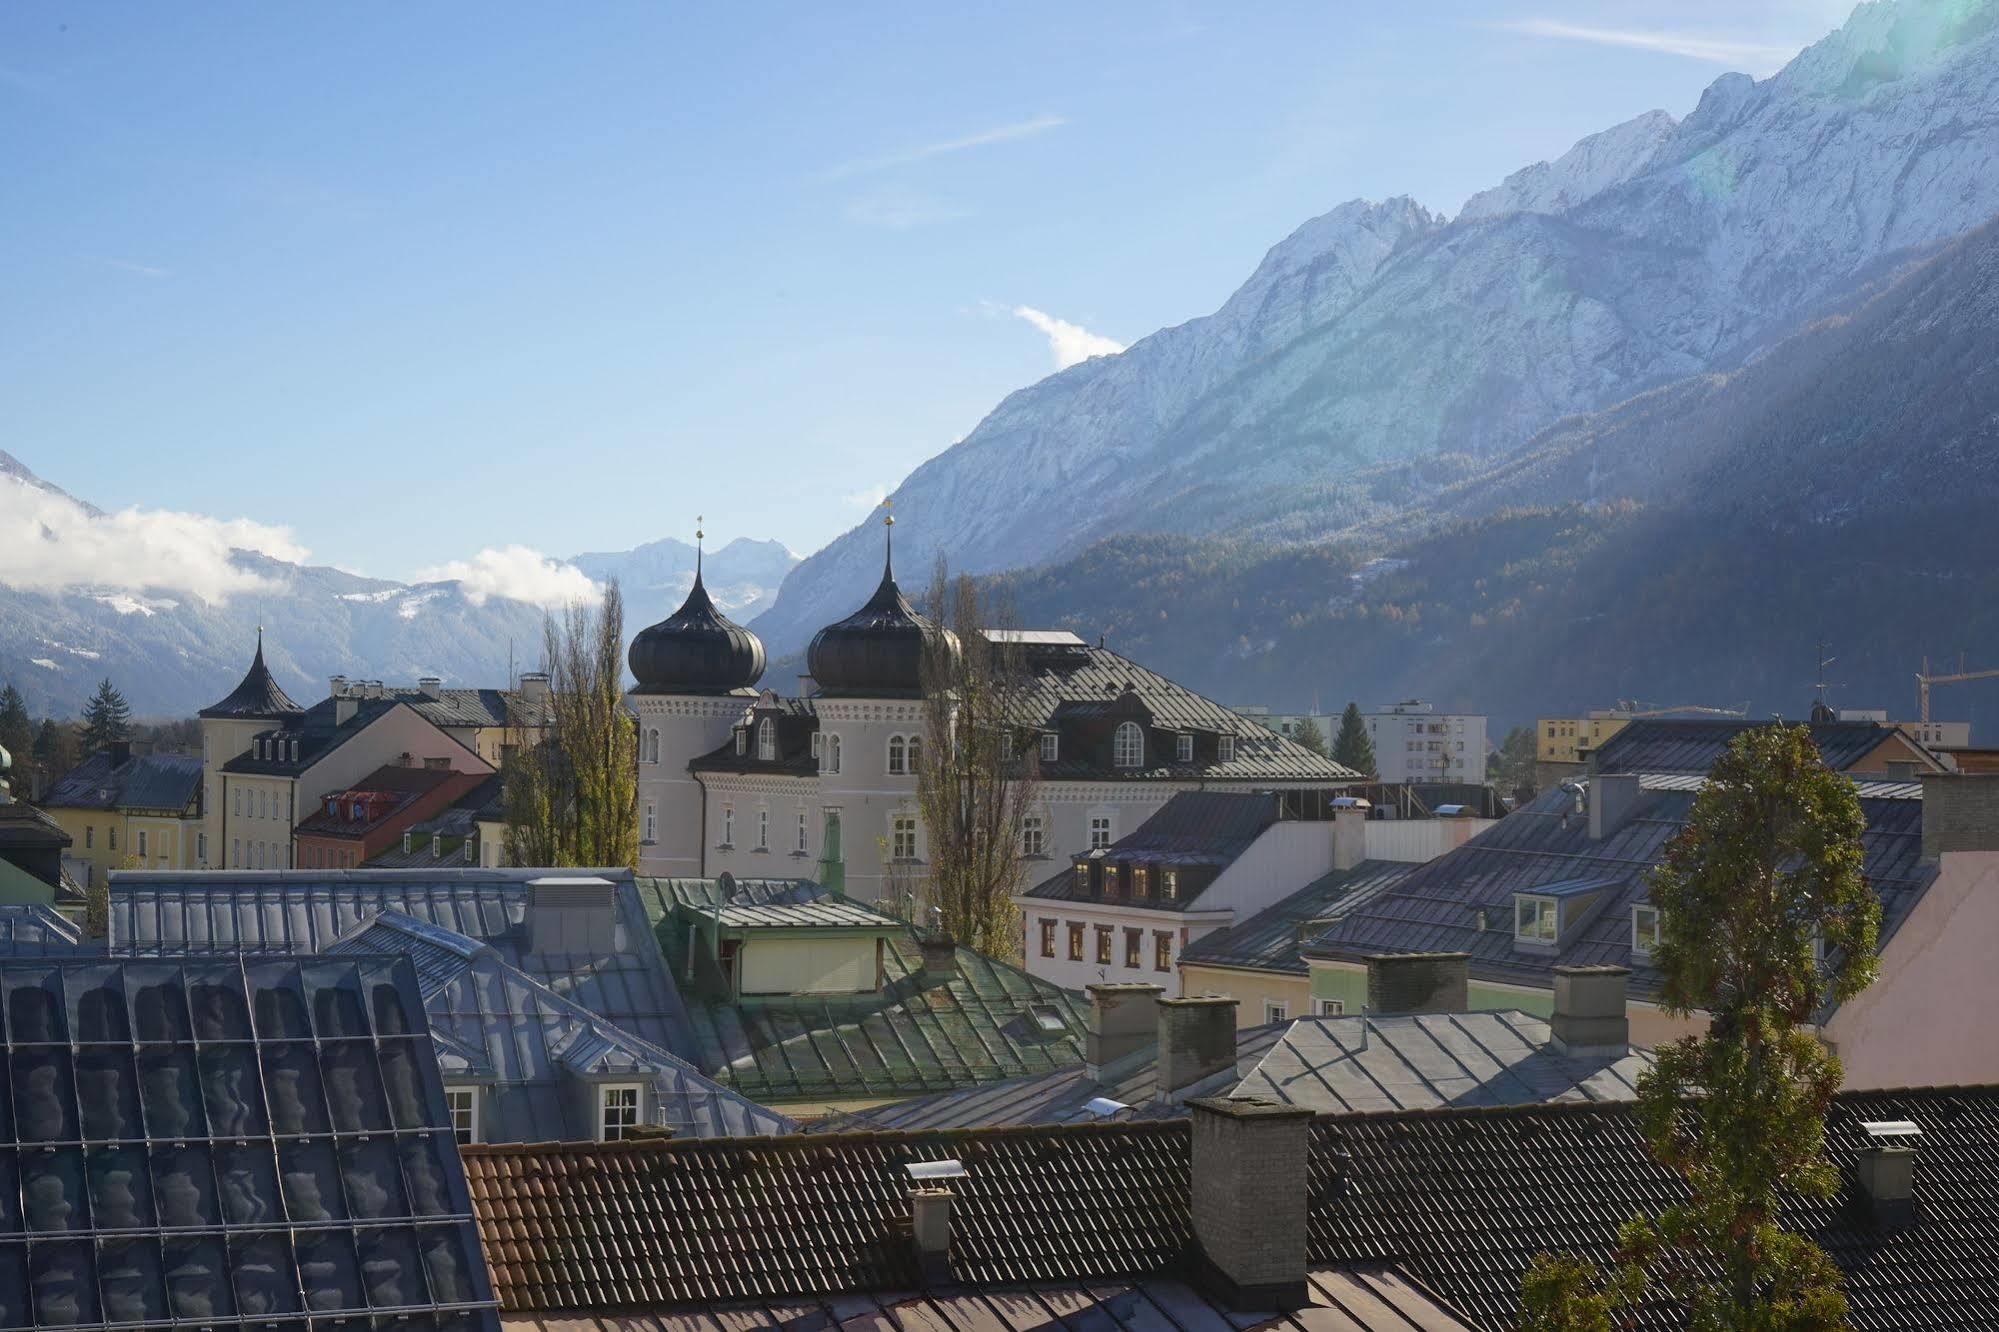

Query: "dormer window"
<box><xmin>1002</xmin><ymin>732</ymin><xmax>1017</xmax><ymax>761</ymax></box>
<box><xmin>1105</xmin><ymin>864</ymin><xmax>1124</xmax><ymax>897</ymax></box>
<box><xmin>1132</xmin><ymin>864</ymin><xmax>1150</xmax><ymax>900</ymax></box>
<box><xmin>1217</xmin><ymin>734</ymin><xmax>1237</xmax><ymax>763</ymax></box>
<box><xmin>1039</xmin><ymin>733</ymin><xmax>1059</xmax><ymax>764</ymax></box>
<box><xmin>1515</xmin><ymin>895</ymin><xmax>1559</xmax><ymax>944</ymax></box>
<box><xmin>756</xmin><ymin>717</ymin><xmax>776</xmax><ymax>762</ymax></box>
<box><xmin>402</xmin><ymin>831</ymin><xmax>413</xmax><ymax>855</ymax></box>
<box><xmin>1074</xmin><ymin>859</ymin><xmax>1090</xmax><ymax>893</ymax></box>
<box><xmin>1175</xmin><ymin>732</ymin><xmax>1193</xmax><ymax>763</ymax></box>
<box><xmin>734</xmin><ymin>729</ymin><xmax>748</xmax><ymax>757</ymax></box>
<box><xmin>1162</xmin><ymin>868</ymin><xmax>1179</xmax><ymax>901</ymax></box>
<box><xmin>349</xmin><ymin>801</ymin><xmax>364</xmax><ymax>821</ymax></box>
<box><xmin>1632</xmin><ymin>904</ymin><xmax>1661</xmax><ymax>957</ymax></box>
<box><xmin>1113</xmin><ymin>721</ymin><xmax>1144</xmax><ymax>769</ymax></box>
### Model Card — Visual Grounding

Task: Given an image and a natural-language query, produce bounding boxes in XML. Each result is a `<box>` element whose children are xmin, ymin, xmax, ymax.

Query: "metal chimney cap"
<box><xmin>1861</xmin><ymin>1120</ymin><xmax>1922</xmax><ymax>1140</ymax></box>
<box><xmin>905</xmin><ymin>1159</ymin><xmax>967</xmax><ymax>1182</ymax></box>
<box><xmin>1083</xmin><ymin>1096</ymin><xmax>1131</xmax><ymax>1118</ymax></box>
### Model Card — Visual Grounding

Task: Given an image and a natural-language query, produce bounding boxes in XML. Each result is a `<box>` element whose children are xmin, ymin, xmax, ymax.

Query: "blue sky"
<box><xmin>1</xmin><ymin>1</ymin><xmax>1856</xmax><ymax>593</ymax></box>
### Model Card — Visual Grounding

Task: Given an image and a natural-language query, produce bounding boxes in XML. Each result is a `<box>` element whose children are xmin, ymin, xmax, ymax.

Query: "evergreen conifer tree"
<box><xmin>0</xmin><ymin>686</ymin><xmax>34</xmax><ymax>783</ymax></box>
<box><xmin>81</xmin><ymin>679</ymin><xmax>133</xmax><ymax>752</ymax></box>
<box><xmin>1291</xmin><ymin>714</ymin><xmax>1330</xmax><ymax>757</ymax></box>
<box><xmin>1522</xmin><ymin>724</ymin><xmax>1878</xmax><ymax>1330</ymax></box>
<box><xmin>1331</xmin><ymin>701</ymin><xmax>1376</xmax><ymax>777</ymax></box>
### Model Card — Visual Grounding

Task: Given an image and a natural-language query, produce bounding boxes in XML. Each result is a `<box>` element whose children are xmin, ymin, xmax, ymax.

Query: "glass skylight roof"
<box><xmin>0</xmin><ymin>956</ymin><xmax>497</xmax><ymax>1331</ymax></box>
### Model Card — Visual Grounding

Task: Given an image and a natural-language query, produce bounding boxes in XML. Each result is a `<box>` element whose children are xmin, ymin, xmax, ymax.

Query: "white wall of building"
<box><xmin>1363</xmin><ymin>816</ymin><xmax>1493</xmax><ymax>863</ymax></box>
<box><xmin>1363</xmin><ymin>704</ymin><xmax>1487</xmax><ymax>784</ymax></box>
<box><xmin>633</xmin><ymin>694</ymin><xmax>751</xmax><ymax>878</ymax></box>
<box><xmin>1019</xmin><ymin>900</ymin><xmax>1229</xmax><ymax>997</ymax></box>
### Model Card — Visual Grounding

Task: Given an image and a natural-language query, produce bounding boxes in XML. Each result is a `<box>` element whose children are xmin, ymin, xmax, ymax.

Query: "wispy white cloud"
<box><xmin>93</xmin><ymin>257</ymin><xmax>170</xmax><ymax>279</ymax></box>
<box><xmin>1012</xmin><ymin>306</ymin><xmax>1125</xmax><ymax>370</ymax></box>
<box><xmin>843</xmin><ymin>186</ymin><xmax>971</xmax><ymax>229</ymax></box>
<box><xmin>842</xmin><ymin>484</ymin><xmax>890</xmax><ymax>510</ymax></box>
<box><xmin>1495</xmin><ymin>18</ymin><xmax>1800</xmax><ymax>72</ymax></box>
<box><xmin>413</xmin><ymin>545</ymin><xmax>601</xmax><ymax>607</ymax></box>
<box><xmin>823</xmin><ymin>113</ymin><xmax>1065</xmax><ymax>181</ymax></box>
<box><xmin>0</xmin><ymin>474</ymin><xmax>304</xmax><ymax>603</ymax></box>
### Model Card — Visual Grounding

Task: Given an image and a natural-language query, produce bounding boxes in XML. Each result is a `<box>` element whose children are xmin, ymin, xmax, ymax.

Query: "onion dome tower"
<box><xmin>807</xmin><ymin>508</ymin><xmax>957</xmax><ymax>698</ymax></box>
<box><xmin>628</xmin><ymin>526</ymin><xmax>766</xmax><ymax>695</ymax></box>
<box><xmin>199</xmin><ymin>629</ymin><xmax>304</xmax><ymax>720</ymax></box>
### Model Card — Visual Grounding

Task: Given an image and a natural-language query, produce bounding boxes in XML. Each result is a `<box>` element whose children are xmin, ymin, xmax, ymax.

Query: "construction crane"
<box><xmin>1917</xmin><ymin>655</ymin><xmax>1999</xmax><ymax>722</ymax></box>
<box><xmin>1613</xmin><ymin>700</ymin><xmax>1751</xmax><ymax>719</ymax></box>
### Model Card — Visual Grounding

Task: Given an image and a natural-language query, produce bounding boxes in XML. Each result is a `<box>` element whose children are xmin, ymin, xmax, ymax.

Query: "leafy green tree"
<box><xmin>1488</xmin><ymin>724</ymin><xmax>1540</xmax><ymax>797</ymax></box>
<box><xmin>1522</xmin><ymin>724</ymin><xmax>1878</xmax><ymax>1331</ymax></box>
<box><xmin>503</xmin><ymin>579</ymin><xmax>637</xmax><ymax>868</ymax></box>
<box><xmin>81</xmin><ymin>678</ymin><xmax>133</xmax><ymax>752</ymax></box>
<box><xmin>1291</xmin><ymin>714</ymin><xmax>1330</xmax><ymax>757</ymax></box>
<box><xmin>1331</xmin><ymin>701</ymin><xmax>1376</xmax><ymax>777</ymax></box>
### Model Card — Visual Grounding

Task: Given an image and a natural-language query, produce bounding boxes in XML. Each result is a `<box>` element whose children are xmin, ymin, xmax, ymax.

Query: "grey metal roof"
<box><xmin>0</xmin><ymin>954</ymin><xmax>497</xmax><ymax>1330</ymax></box>
<box><xmin>1176</xmin><ymin>860</ymin><xmax>1419</xmax><ymax>975</ymax></box>
<box><xmin>42</xmin><ymin>749</ymin><xmax>203</xmax><ymax>814</ymax></box>
<box><xmin>106</xmin><ymin>868</ymin><xmax>696</xmax><ymax>1058</ymax></box>
<box><xmin>0</xmin><ymin>903</ymin><xmax>83</xmax><ymax>955</ymax></box>
<box><xmin>712</xmin><ymin>899</ymin><xmax>903</xmax><ymax>929</ymax></box>
<box><xmin>1301</xmin><ymin>777</ymin><xmax>1933</xmax><ymax>1005</ymax></box>
<box><xmin>1024</xmin><ymin>791</ymin><xmax>1286</xmax><ymax>905</ymax></box>
<box><xmin>1590</xmin><ymin>718</ymin><xmax>1923</xmax><ymax>775</ymax></box>
<box><xmin>839</xmin><ymin>1010</ymin><xmax>1653</xmax><ymax>1131</ymax></box>
<box><xmin>327</xmin><ymin>912</ymin><xmax>792</xmax><ymax>1140</ymax></box>
<box><xmin>218</xmin><ymin>697</ymin><xmax>400</xmax><ymax>776</ymax></box>
<box><xmin>394</xmin><ymin>686</ymin><xmax>554</xmax><ymax>731</ymax></box>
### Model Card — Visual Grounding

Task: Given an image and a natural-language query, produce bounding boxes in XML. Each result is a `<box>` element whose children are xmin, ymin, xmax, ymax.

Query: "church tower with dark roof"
<box><xmin>198</xmin><ymin>630</ymin><xmax>305</xmax><ymax>869</ymax></box>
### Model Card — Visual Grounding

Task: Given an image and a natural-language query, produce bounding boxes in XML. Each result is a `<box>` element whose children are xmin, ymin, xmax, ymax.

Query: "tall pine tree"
<box><xmin>1291</xmin><ymin>714</ymin><xmax>1330</xmax><ymax>758</ymax></box>
<box><xmin>0</xmin><ymin>686</ymin><xmax>33</xmax><ymax>783</ymax></box>
<box><xmin>33</xmin><ymin>718</ymin><xmax>79</xmax><ymax>783</ymax></box>
<box><xmin>1331</xmin><ymin>701</ymin><xmax>1376</xmax><ymax>778</ymax></box>
<box><xmin>81</xmin><ymin>678</ymin><xmax>133</xmax><ymax>752</ymax></box>
<box><xmin>1522</xmin><ymin>724</ymin><xmax>1878</xmax><ymax>1330</ymax></box>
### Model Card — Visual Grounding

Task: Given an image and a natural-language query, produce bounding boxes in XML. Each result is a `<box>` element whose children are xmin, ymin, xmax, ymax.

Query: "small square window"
<box><xmin>599</xmin><ymin>1084</ymin><xmax>642</xmax><ymax>1141</ymax></box>
<box><xmin>1264</xmin><ymin>1001</ymin><xmax>1289</xmax><ymax>1023</ymax></box>
<box><xmin>1316</xmin><ymin>998</ymin><xmax>1345</xmax><ymax>1017</ymax></box>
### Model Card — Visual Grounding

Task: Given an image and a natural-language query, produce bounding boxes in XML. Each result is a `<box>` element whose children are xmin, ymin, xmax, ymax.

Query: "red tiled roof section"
<box><xmin>462</xmin><ymin>1120</ymin><xmax>1193</xmax><ymax>1312</ymax></box>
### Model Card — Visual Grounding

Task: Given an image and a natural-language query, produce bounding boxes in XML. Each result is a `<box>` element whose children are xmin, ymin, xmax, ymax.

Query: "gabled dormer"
<box><xmin>1511</xmin><ymin>875</ymin><xmax>1622</xmax><ymax>953</ymax></box>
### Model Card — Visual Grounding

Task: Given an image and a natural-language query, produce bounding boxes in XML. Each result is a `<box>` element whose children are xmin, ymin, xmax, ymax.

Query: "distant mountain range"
<box><xmin>0</xmin><ymin>454</ymin><xmax>797</xmax><ymax>717</ymax></box>
<box><xmin>753</xmin><ymin>0</ymin><xmax>1999</xmax><ymax>734</ymax></box>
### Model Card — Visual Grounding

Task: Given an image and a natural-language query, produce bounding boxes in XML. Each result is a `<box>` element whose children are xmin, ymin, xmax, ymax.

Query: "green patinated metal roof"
<box><xmin>635</xmin><ymin>876</ymin><xmax>1087</xmax><ymax>1104</ymax></box>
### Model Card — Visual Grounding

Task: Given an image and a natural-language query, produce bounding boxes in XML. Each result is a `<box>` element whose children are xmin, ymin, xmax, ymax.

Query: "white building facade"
<box><xmin>1364</xmin><ymin>701</ymin><xmax>1487</xmax><ymax>784</ymax></box>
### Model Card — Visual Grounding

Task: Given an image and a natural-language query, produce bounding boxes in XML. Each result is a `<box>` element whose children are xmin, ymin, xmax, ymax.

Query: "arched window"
<box><xmin>646</xmin><ymin>729</ymin><xmax>660</xmax><ymax>764</ymax></box>
<box><xmin>757</xmin><ymin>717</ymin><xmax>776</xmax><ymax>762</ymax></box>
<box><xmin>887</xmin><ymin>735</ymin><xmax>906</xmax><ymax>775</ymax></box>
<box><xmin>1113</xmin><ymin>721</ymin><xmax>1144</xmax><ymax>769</ymax></box>
<box><xmin>824</xmin><ymin>734</ymin><xmax>842</xmax><ymax>774</ymax></box>
<box><xmin>905</xmin><ymin>735</ymin><xmax>922</xmax><ymax>772</ymax></box>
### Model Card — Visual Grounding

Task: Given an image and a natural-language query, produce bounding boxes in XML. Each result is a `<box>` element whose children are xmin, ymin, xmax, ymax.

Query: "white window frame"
<box><xmin>598</xmin><ymin>1083</ymin><xmax>643</xmax><ymax>1141</ymax></box>
<box><xmin>722</xmin><ymin>805</ymin><xmax>735</xmax><ymax>848</ymax></box>
<box><xmin>643</xmin><ymin>803</ymin><xmax>657</xmax><ymax>844</ymax></box>
<box><xmin>1021</xmin><ymin>815</ymin><xmax>1045</xmax><ymax>857</ymax></box>
<box><xmin>823</xmin><ymin>734</ymin><xmax>842</xmax><ymax>774</ymax></box>
<box><xmin>1039</xmin><ymin>732</ymin><xmax>1059</xmax><ymax>764</ymax></box>
<box><xmin>1264</xmin><ymin>1001</ymin><xmax>1289</xmax><ymax>1023</ymax></box>
<box><xmin>734</xmin><ymin>729</ymin><xmax>748</xmax><ymax>757</ymax></box>
<box><xmin>757</xmin><ymin>717</ymin><xmax>776</xmax><ymax>762</ymax></box>
<box><xmin>1162</xmin><ymin>868</ymin><xmax>1179</xmax><ymax>901</ymax></box>
<box><xmin>756</xmin><ymin>807</ymin><xmax>769</xmax><ymax>850</ymax></box>
<box><xmin>1631</xmin><ymin>904</ymin><xmax>1661</xmax><ymax>957</ymax></box>
<box><xmin>445</xmin><ymin>1087</ymin><xmax>480</xmax><ymax>1145</ymax></box>
<box><xmin>797</xmin><ymin>808</ymin><xmax>809</xmax><ymax>854</ymax></box>
<box><xmin>1175</xmin><ymin>732</ymin><xmax>1193</xmax><ymax>763</ymax></box>
<box><xmin>1217</xmin><ymin>734</ymin><xmax>1236</xmax><ymax>763</ymax></box>
<box><xmin>646</xmin><ymin>729</ymin><xmax>661</xmax><ymax>764</ymax></box>
<box><xmin>1316</xmin><ymin>998</ymin><xmax>1345</xmax><ymax>1017</ymax></box>
<box><xmin>891</xmin><ymin>815</ymin><xmax>918</xmax><ymax>861</ymax></box>
<box><xmin>906</xmin><ymin>734</ymin><xmax>921</xmax><ymax>772</ymax></box>
<box><xmin>887</xmin><ymin>735</ymin><xmax>907</xmax><ymax>775</ymax></box>
<box><xmin>1515</xmin><ymin>895</ymin><xmax>1559</xmax><ymax>944</ymax></box>
<box><xmin>1089</xmin><ymin>814</ymin><xmax>1113</xmax><ymax>851</ymax></box>
<box><xmin>811</xmin><ymin>732</ymin><xmax>823</xmax><ymax>761</ymax></box>
<box><xmin>1113</xmin><ymin>721</ymin><xmax>1144</xmax><ymax>769</ymax></box>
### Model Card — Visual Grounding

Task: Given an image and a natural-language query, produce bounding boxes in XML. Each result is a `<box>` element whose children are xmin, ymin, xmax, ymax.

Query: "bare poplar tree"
<box><xmin>503</xmin><ymin>578</ymin><xmax>639</xmax><ymax>868</ymax></box>
<box><xmin>914</xmin><ymin>562</ymin><xmax>1040</xmax><ymax>960</ymax></box>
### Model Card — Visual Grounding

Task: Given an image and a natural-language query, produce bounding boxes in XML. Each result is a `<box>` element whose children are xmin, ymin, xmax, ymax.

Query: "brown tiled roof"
<box><xmin>463</xmin><ymin>1120</ymin><xmax>1192</xmax><ymax>1312</ymax></box>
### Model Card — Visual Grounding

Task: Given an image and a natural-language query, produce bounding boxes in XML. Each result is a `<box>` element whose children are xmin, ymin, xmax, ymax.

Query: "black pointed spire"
<box><xmin>807</xmin><ymin>501</ymin><xmax>959</xmax><ymax>698</ymax></box>
<box><xmin>200</xmin><ymin>630</ymin><xmax>304</xmax><ymax>720</ymax></box>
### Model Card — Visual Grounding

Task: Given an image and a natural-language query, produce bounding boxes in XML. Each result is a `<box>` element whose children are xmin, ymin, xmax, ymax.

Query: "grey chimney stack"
<box><xmin>1549</xmin><ymin>965</ymin><xmax>1630</xmax><ymax>1055</ymax></box>
<box><xmin>1364</xmin><ymin>952</ymin><xmax>1470</xmax><ymax>1015</ymax></box>
<box><xmin>1919</xmin><ymin>772</ymin><xmax>1999</xmax><ymax>858</ymax></box>
<box><xmin>525</xmin><ymin>876</ymin><xmax>619</xmax><ymax>956</ymax></box>
<box><xmin>1188</xmin><ymin>1096</ymin><xmax>1316</xmax><ymax>1310</ymax></box>
<box><xmin>1856</xmin><ymin>1121</ymin><xmax>1920</xmax><ymax>1228</ymax></box>
<box><xmin>1330</xmin><ymin>798</ymin><xmax>1369</xmax><ymax>871</ymax></box>
<box><xmin>1156</xmin><ymin>995</ymin><xmax>1239</xmax><ymax>1098</ymax></box>
<box><xmin>1085</xmin><ymin>983</ymin><xmax>1164</xmax><ymax>1080</ymax></box>
<box><xmin>518</xmin><ymin>671</ymin><xmax>551</xmax><ymax>704</ymax></box>
<box><xmin>910</xmin><ymin>1186</ymin><xmax>954</xmax><ymax>1282</ymax></box>
<box><xmin>1588</xmin><ymin>774</ymin><xmax>1642</xmax><ymax>841</ymax></box>
<box><xmin>418</xmin><ymin>676</ymin><xmax>443</xmax><ymax>698</ymax></box>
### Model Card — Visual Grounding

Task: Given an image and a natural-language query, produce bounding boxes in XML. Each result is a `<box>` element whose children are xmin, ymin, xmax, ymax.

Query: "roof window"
<box><xmin>1113</xmin><ymin>721</ymin><xmax>1144</xmax><ymax>769</ymax></box>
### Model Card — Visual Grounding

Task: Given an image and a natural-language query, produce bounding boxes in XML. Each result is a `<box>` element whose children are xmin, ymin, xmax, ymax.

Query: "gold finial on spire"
<box><xmin>882</xmin><ymin>497</ymin><xmax>895</xmax><ymax>528</ymax></box>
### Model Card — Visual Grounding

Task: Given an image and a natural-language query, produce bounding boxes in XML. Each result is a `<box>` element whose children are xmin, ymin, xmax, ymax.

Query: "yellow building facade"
<box><xmin>42</xmin><ymin>746</ymin><xmax>206</xmax><ymax>889</ymax></box>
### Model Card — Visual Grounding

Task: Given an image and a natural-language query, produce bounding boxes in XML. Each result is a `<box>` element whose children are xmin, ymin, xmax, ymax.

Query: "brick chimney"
<box><xmin>1920</xmin><ymin>773</ymin><xmax>1999</xmax><ymax>858</ymax></box>
<box><xmin>1187</xmin><ymin>1096</ymin><xmax>1316</xmax><ymax>1310</ymax></box>
<box><xmin>1549</xmin><ymin>965</ymin><xmax>1629</xmax><ymax>1055</ymax></box>
<box><xmin>1156</xmin><ymin>995</ymin><xmax>1239</xmax><ymax>1098</ymax></box>
<box><xmin>1588</xmin><ymin>774</ymin><xmax>1643</xmax><ymax>841</ymax></box>
<box><xmin>1085</xmin><ymin>982</ymin><xmax>1163</xmax><ymax>1080</ymax></box>
<box><xmin>918</xmin><ymin>933</ymin><xmax>958</xmax><ymax>984</ymax></box>
<box><xmin>1365</xmin><ymin>952</ymin><xmax>1469</xmax><ymax>1015</ymax></box>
